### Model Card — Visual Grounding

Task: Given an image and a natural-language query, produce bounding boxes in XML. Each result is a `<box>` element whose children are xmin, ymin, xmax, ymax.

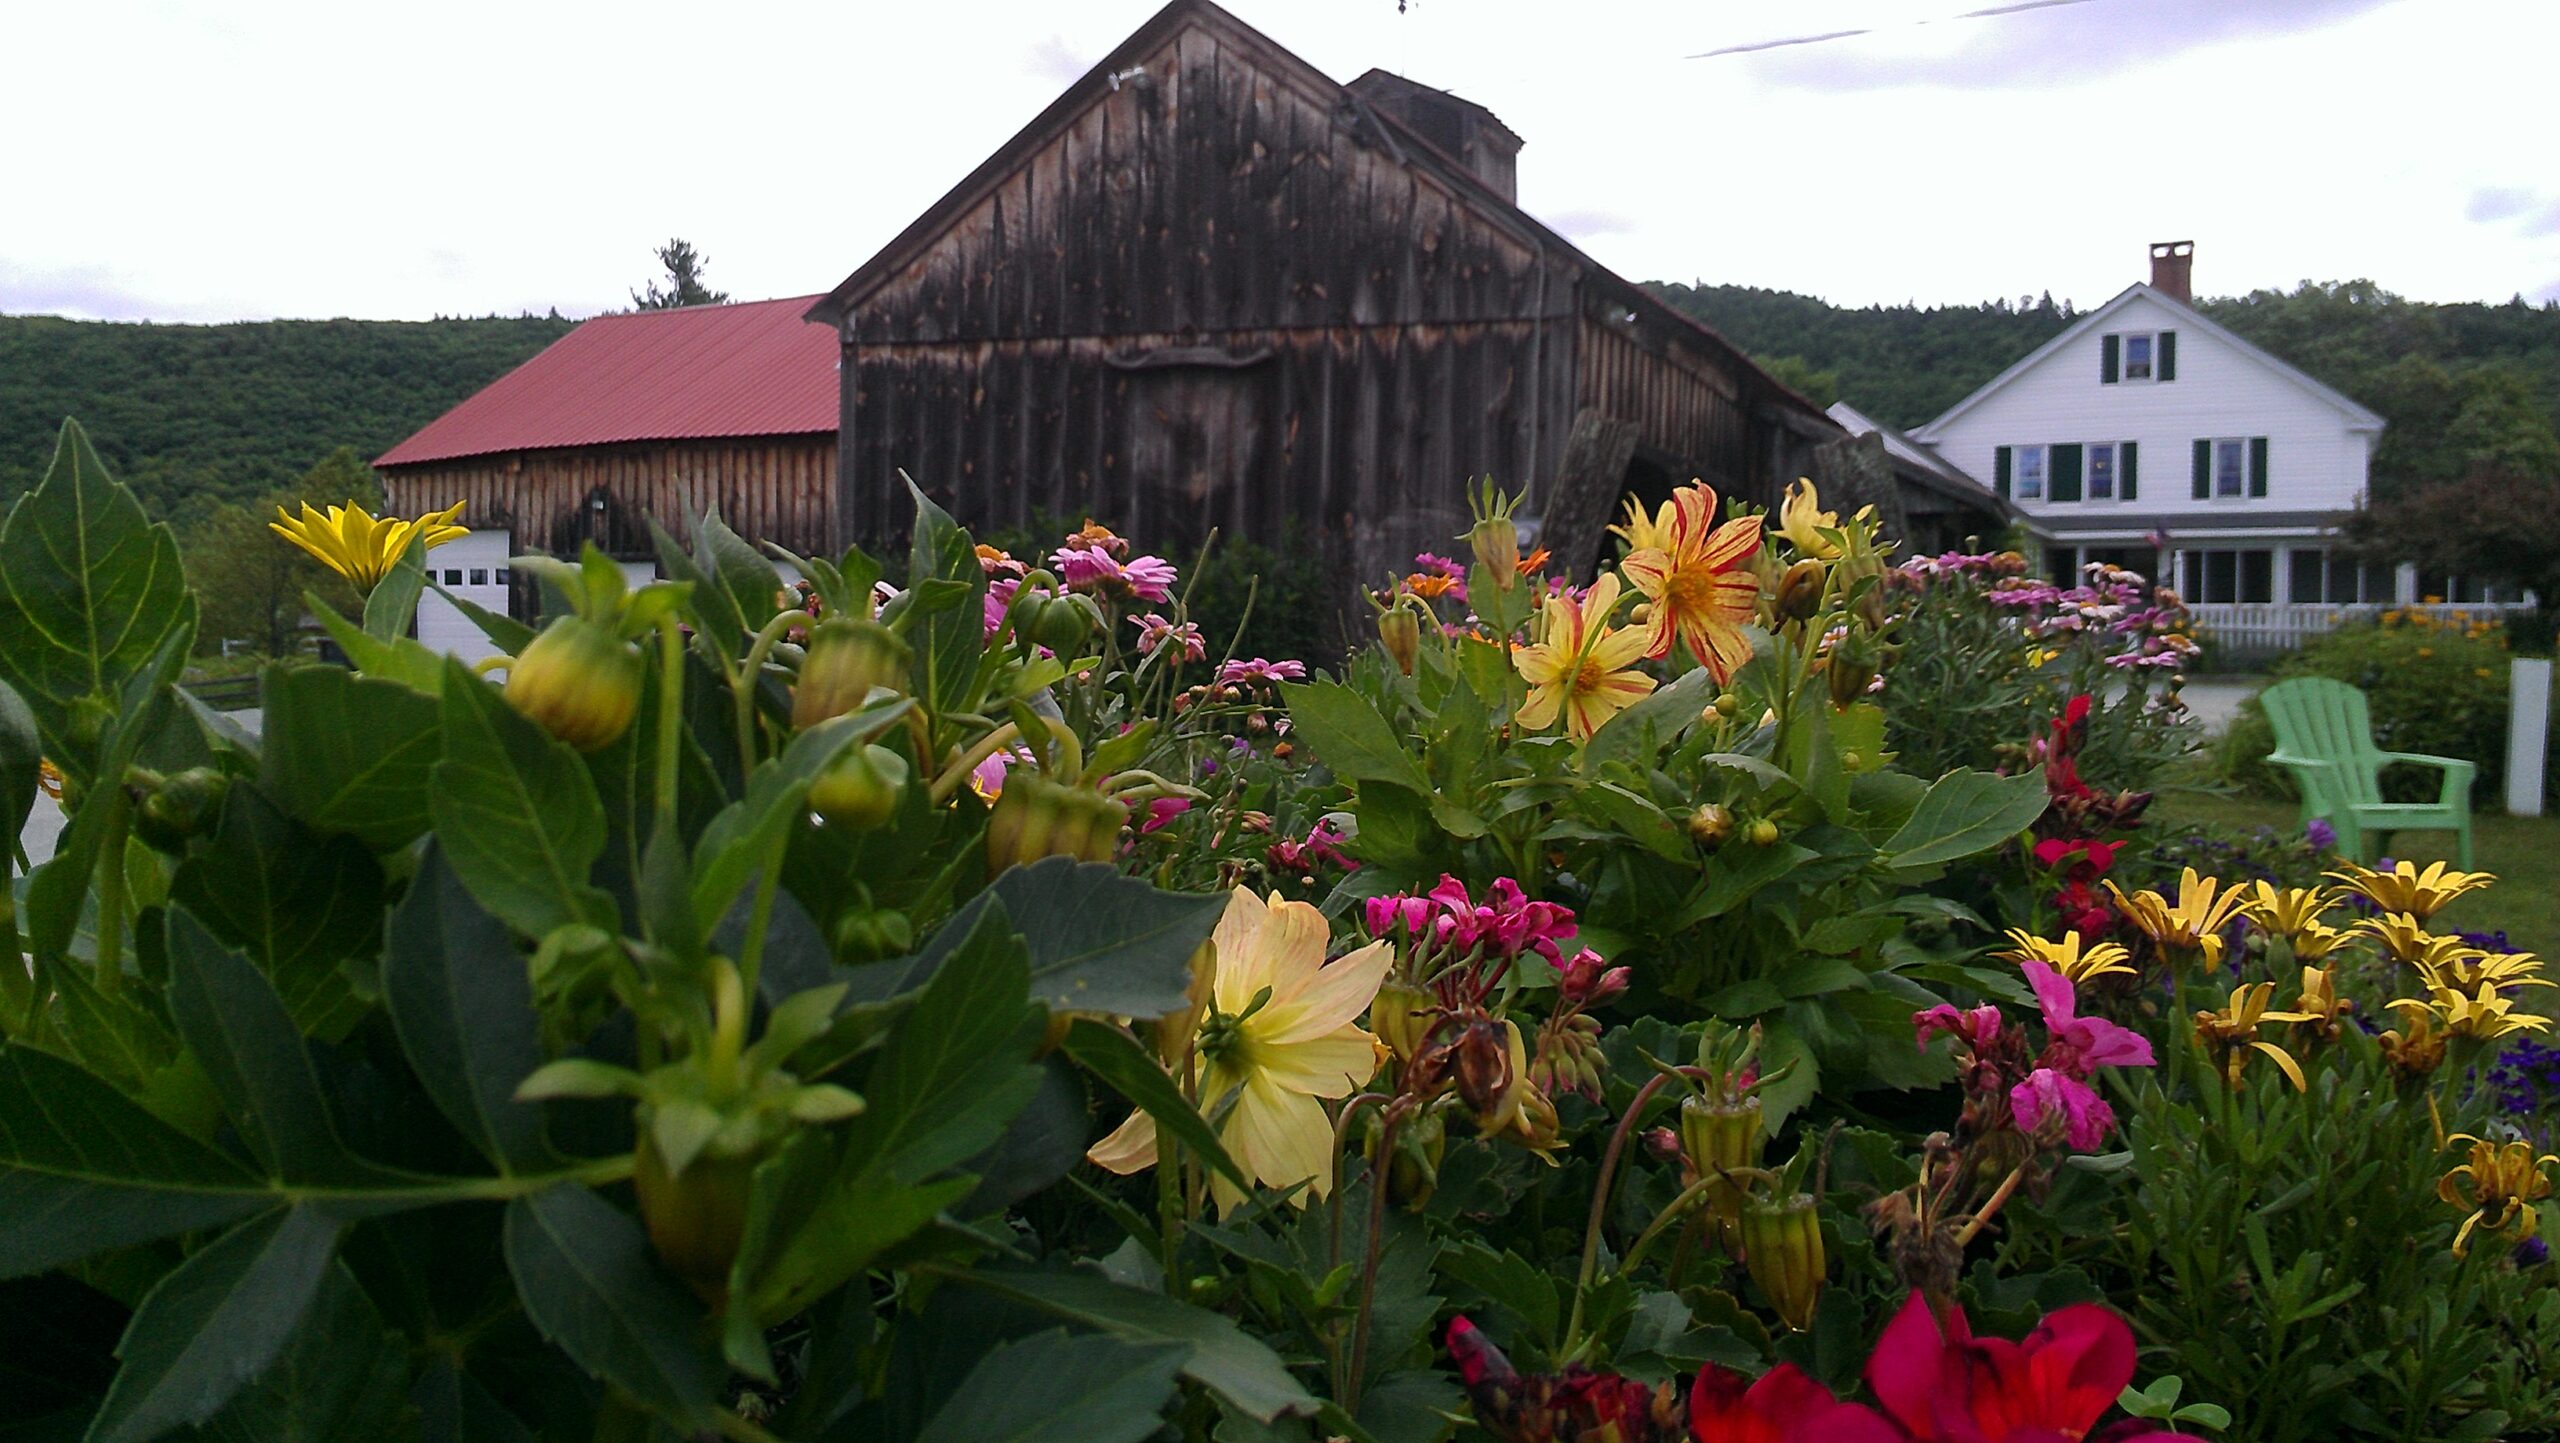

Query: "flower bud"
<box><xmin>1377</xmin><ymin>606</ymin><xmax>1422</xmax><ymax>676</ymax></box>
<box><xmin>793</xmin><ymin>617</ymin><xmax>911</xmax><ymax>729</ymax></box>
<box><xmin>1686</xmin><ymin>803</ymin><xmax>1733</xmax><ymax>850</ymax></box>
<box><xmin>1452</xmin><ymin>1017</ymin><xmax>1517</xmax><ymax>1125</ymax></box>
<box><xmin>1827</xmin><ymin>638</ymin><xmax>1880</xmax><ymax>709</ymax></box>
<box><xmin>1774</xmin><ymin>558</ymin><xmax>1826</xmax><ymax>623</ymax></box>
<box><xmin>984</xmin><ymin>773</ymin><xmax>1129</xmax><ymax>876</ymax></box>
<box><xmin>1369</xmin><ymin>1108</ymin><xmax>1447</xmax><ymax>1210</ymax></box>
<box><xmin>633</xmin><ymin>1128</ymin><xmax>757</xmax><ymax>1306</ymax></box>
<box><xmin>1746</xmin><ymin>818</ymin><xmax>1780</xmax><ymax>847</ymax></box>
<box><xmin>1370</xmin><ymin>981</ymin><xmax>1435</xmax><ymax>1063</ymax></box>
<box><xmin>506</xmin><ymin>615</ymin><xmax>643</xmax><ymax>752</ymax></box>
<box><xmin>133</xmin><ymin>766</ymin><xmax>231</xmax><ymax>851</ymax></box>
<box><xmin>1034</xmin><ymin>593</ymin><xmax>1101</xmax><ymax>653</ymax></box>
<box><xmin>1468</xmin><ymin>515</ymin><xmax>1521</xmax><ymax>591</ymax></box>
<box><xmin>809</xmin><ymin>744</ymin><xmax>908</xmax><ymax>831</ymax></box>
<box><xmin>1681</xmin><ymin>1094</ymin><xmax>1765</xmax><ymax>1254</ymax></box>
<box><xmin>1741</xmin><ymin>1192</ymin><xmax>1826</xmax><ymax>1332</ymax></box>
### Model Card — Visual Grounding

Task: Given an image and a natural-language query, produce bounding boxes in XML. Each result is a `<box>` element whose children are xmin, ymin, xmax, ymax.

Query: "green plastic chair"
<box><xmin>2260</xmin><ymin>676</ymin><xmax>2475</xmax><ymax>869</ymax></box>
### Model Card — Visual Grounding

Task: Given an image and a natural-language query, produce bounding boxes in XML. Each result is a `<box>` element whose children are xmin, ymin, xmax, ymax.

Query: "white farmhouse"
<box><xmin>1908</xmin><ymin>243</ymin><xmax>2522</xmax><ymax>654</ymax></box>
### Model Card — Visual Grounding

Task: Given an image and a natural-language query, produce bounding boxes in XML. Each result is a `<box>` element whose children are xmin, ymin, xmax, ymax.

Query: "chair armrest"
<box><xmin>2264</xmin><ymin>752</ymin><xmax>2338</xmax><ymax>771</ymax></box>
<box><xmin>2381</xmin><ymin>751</ymin><xmax>2477</xmax><ymax>806</ymax></box>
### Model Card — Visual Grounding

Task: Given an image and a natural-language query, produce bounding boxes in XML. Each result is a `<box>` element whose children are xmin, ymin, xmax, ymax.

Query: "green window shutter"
<box><xmin>2192</xmin><ymin>439</ymin><xmax>2211</xmax><ymax>499</ymax></box>
<box><xmin>2050</xmin><ymin>443</ymin><xmax>2084</xmax><ymax>502</ymax></box>
<box><xmin>2249</xmin><ymin>436</ymin><xmax>2270</xmax><ymax>497</ymax></box>
<box><xmin>2121</xmin><ymin>440</ymin><xmax>2139</xmax><ymax>500</ymax></box>
<box><xmin>1994</xmin><ymin>445</ymin><xmax>2012</xmax><ymax>499</ymax></box>
<box><xmin>2101</xmin><ymin>334</ymin><xmax>2120</xmax><ymax>384</ymax></box>
<box><xmin>2159</xmin><ymin>331</ymin><xmax>2178</xmax><ymax>382</ymax></box>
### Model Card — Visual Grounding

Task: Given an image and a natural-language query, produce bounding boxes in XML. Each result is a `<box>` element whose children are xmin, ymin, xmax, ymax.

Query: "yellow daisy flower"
<box><xmin>271</xmin><ymin>499</ymin><xmax>467</xmax><ymax>591</ymax></box>
<box><xmin>1512</xmin><ymin>573</ymin><xmax>1657</xmax><ymax>742</ymax></box>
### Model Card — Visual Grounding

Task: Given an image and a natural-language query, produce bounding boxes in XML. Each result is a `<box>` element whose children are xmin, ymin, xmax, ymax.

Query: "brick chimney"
<box><xmin>2150</xmin><ymin>241</ymin><xmax>2194</xmax><ymax>303</ymax></box>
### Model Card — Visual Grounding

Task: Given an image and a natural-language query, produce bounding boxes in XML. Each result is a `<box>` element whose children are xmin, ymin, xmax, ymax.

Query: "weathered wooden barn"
<box><xmin>808</xmin><ymin>0</ymin><xmax>1849</xmax><ymax>583</ymax></box>
<box><xmin>378</xmin><ymin>294</ymin><xmax>839</xmax><ymax>601</ymax></box>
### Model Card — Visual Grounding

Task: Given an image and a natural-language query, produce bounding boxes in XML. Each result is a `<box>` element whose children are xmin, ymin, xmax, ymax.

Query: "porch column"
<box><xmin>2395</xmin><ymin>563</ymin><xmax>2418</xmax><ymax>605</ymax></box>
<box><xmin>2273</xmin><ymin>546</ymin><xmax>2294</xmax><ymax>607</ymax></box>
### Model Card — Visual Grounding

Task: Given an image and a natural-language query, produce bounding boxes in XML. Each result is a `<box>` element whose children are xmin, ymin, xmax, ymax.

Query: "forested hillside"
<box><xmin>0</xmin><ymin>312</ymin><xmax>575</xmax><ymax>518</ymax></box>
<box><xmin>1645</xmin><ymin>279</ymin><xmax>2560</xmax><ymax>500</ymax></box>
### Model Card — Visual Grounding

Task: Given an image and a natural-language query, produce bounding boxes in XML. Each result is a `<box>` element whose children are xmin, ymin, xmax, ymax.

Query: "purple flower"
<box><xmin>1216</xmin><ymin>657</ymin><xmax>1307</xmax><ymax>687</ymax></box>
<box><xmin>2516</xmin><ymin>1236</ymin><xmax>2551</xmax><ymax>1268</ymax></box>
<box><xmin>1052</xmin><ymin>545</ymin><xmax>1176</xmax><ymax>604</ymax></box>
<box><xmin>2306</xmin><ymin>818</ymin><xmax>2338</xmax><ymax>852</ymax></box>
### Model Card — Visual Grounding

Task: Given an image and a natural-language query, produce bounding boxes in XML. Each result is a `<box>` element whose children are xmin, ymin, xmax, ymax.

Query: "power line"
<box><xmin>1686</xmin><ymin>0</ymin><xmax>2116</xmax><ymax>60</ymax></box>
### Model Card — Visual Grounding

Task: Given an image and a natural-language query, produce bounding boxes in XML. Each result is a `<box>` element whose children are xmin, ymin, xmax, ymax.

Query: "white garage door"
<box><xmin>417</xmin><ymin>530</ymin><xmax>515</xmax><ymax>663</ymax></box>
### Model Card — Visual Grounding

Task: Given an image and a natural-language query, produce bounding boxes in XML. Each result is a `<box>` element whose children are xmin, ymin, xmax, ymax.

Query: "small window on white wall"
<box><xmin>2015</xmin><ymin>444</ymin><xmax>2047</xmax><ymax>500</ymax></box>
<box><xmin>2088</xmin><ymin>443</ymin><xmax>2116</xmax><ymax>500</ymax></box>
<box><xmin>2122</xmin><ymin>333</ymin><xmax>2155</xmax><ymax>381</ymax></box>
<box><xmin>2214</xmin><ymin>440</ymin><xmax>2246</xmax><ymax>498</ymax></box>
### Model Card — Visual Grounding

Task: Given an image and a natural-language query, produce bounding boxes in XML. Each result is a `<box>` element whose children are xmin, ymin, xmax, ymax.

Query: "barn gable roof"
<box><xmin>805</xmin><ymin>0</ymin><xmax>1831</xmax><ymax>429</ymax></box>
<box><xmin>376</xmin><ymin>295</ymin><xmax>838</xmax><ymax>468</ymax></box>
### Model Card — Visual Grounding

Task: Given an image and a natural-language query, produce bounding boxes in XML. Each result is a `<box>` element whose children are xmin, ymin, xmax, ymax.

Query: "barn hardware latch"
<box><xmin>1103</xmin><ymin>345</ymin><xmax>1275</xmax><ymax>373</ymax></box>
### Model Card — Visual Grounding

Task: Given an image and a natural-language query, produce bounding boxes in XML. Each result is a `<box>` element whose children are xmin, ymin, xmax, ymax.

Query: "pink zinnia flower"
<box><xmin>1216</xmin><ymin>657</ymin><xmax>1307</xmax><ymax>687</ymax></box>
<box><xmin>1129</xmin><ymin>612</ymin><xmax>1206</xmax><ymax>662</ymax></box>
<box><xmin>1052</xmin><ymin>545</ymin><xmax>1175</xmax><ymax>603</ymax></box>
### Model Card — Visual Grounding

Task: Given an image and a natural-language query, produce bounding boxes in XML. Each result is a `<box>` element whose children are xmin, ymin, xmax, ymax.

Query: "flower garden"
<box><xmin>4</xmin><ymin>417</ymin><xmax>2558</xmax><ymax>1443</ymax></box>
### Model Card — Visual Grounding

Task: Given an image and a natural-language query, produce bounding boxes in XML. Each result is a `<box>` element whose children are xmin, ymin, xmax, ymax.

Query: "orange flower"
<box><xmin>1404</xmin><ymin>572</ymin><xmax>1461</xmax><ymax>600</ymax></box>
<box><xmin>1618</xmin><ymin>483</ymin><xmax>1763</xmax><ymax>681</ymax></box>
<box><xmin>1515</xmin><ymin>547</ymin><xmax>1552</xmax><ymax>575</ymax></box>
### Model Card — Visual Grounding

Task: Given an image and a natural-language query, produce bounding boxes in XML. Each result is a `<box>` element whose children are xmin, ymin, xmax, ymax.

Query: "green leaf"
<box><xmin>309</xmin><ymin>597</ymin><xmax>447</xmax><ymax>694</ymax></box>
<box><xmin>429</xmin><ymin>657</ymin><xmax>614</xmax><ymax>937</ymax></box>
<box><xmin>1434</xmin><ymin>1246</ymin><xmax>1562</xmax><ymax>1350</ymax></box>
<box><xmin>257</xmin><ymin>664</ymin><xmax>442</xmax><ymax>852</ymax></box>
<box><xmin>1061</xmin><ymin>1020</ymin><xmax>1247</xmax><ymax>1192</ymax></box>
<box><xmin>85</xmin><ymin>1205</ymin><xmax>342</xmax><ymax>1443</ymax></box>
<box><xmin>1586</xmin><ymin>667</ymin><xmax>1712</xmax><ymax>767</ymax></box>
<box><xmin>166</xmin><ymin>787</ymin><xmax>384</xmax><ymax>1039</ymax></box>
<box><xmin>429</xmin><ymin>579</ymin><xmax>539</xmax><ymax>653</ymax></box>
<box><xmin>988</xmin><ymin>857</ymin><xmax>1224</xmax><ymax>1018</ymax></box>
<box><xmin>896</xmin><ymin>479</ymin><xmax>989</xmax><ymax>720</ymax></box>
<box><xmin>502</xmin><ymin>1185</ymin><xmax>721</xmax><ymax>1426</ymax></box>
<box><xmin>935</xmin><ymin>1265</ymin><xmax>1317</xmax><ymax>1425</ymax></box>
<box><xmin>164</xmin><ymin>909</ymin><xmax>373</xmax><ymax>1184</ymax></box>
<box><xmin>179</xmin><ymin>1262</ymin><xmax>413</xmax><ymax>1443</ymax></box>
<box><xmin>25</xmin><ymin>625</ymin><xmax>192</xmax><ymax>962</ymax></box>
<box><xmin>913</xmin><ymin>1330</ymin><xmax>1186</xmax><ymax>1443</ymax></box>
<box><xmin>0</xmin><ymin>1045</ymin><xmax>267</xmax><ymax>1278</ymax></box>
<box><xmin>690</xmin><ymin>700</ymin><xmax>912</xmax><ymax>929</ymax></box>
<box><xmin>411</xmin><ymin>1356</ymin><xmax>541</xmax><ymax>1443</ymax></box>
<box><xmin>0</xmin><ymin>419</ymin><xmax>198</xmax><ymax>785</ymax></box>
<box><xmin>0</xmin><ymin>678</ymin><xmax>39</xmax><ymax>845</ymax></box>
<box><xmin>1879</xmin><ymin>769</ymin><xmax>2050</xmax><ymax>873</ymax></box>
<box><xmin>361</xmin><ymin>544</ymin><xmax>427</xmax><ymax>642</ymax></box>
<box><xmin>1274</xmin><ymin>681</ymin><xmax>1432</xmax><ymax>795</ymax></box>
<box><xmin>381</xmin><ymin>846</ymin><xmax>560</xmax><ymax>1175</ymax></box>
<box><xmin>740</xmin><ymin>899</ymin><xmax>1043</xmax><ymax>1320</ymax></box>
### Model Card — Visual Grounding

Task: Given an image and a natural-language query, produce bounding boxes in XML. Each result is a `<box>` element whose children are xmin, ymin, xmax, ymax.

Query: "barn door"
<box><xmin>1113</xmin><ymin>346</ymin><xmax>1274</xmax><ymax>541</ymax></box>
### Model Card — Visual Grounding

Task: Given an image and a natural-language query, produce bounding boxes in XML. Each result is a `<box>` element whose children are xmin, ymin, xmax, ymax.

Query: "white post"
<box><xmin>2509</xmin><ymin>658</ymin><xmax>2551</xmax><ymax>817</ymax></box>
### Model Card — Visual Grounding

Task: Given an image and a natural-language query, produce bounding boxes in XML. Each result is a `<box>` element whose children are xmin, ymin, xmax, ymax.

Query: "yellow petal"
<box><xmin>1259</xmin><ymin>939</ymin><xmax>1392</xmax><ymax>1044</ymax></box>
<box><xmin>1246</xmin><ymin>1028</ymin><xmax>1381</xmax><ymax>1097</ymax></box>
<box><xmin>1220</xmin><ymin>1074</ymin><xmax>1336</xmax><ymax>1213</ymax></box>
<box><xmin>1086</xmin><ymin>1108</ymin><xmax>1159</xmax><ymax>1174</ymax></box>
<box><xmin>2252</xmin><ymin>1040</ymin><xmax>2308</xmax><ymax>1091</ymax></box>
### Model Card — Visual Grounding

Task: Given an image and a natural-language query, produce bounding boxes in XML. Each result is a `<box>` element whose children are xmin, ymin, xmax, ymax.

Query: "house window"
<box><xmin>2214</xmin><ymin>440</ymin><xmax>2246</xmax><ymax>498</ymax></box>
<box><xmin>2186</xmin><ymin>549</ymin><xmax>2275</xmax><ymax>604</ymax></box>
<box><xmin>2088</xmin><ymin>443</ymin><xmax>2115</xmax><ymax>500</ymax></box>
<box><xmin>495</xmin><ymin>567</ymin><xmax>512</xmax><ymax>586</ymax></box>
<box><xmin>444</xmin><ymin>568</ymin><xmax>464</xmax><ymax>586</ymax></box>
<box><xmin>2122</xmin><ymin>333</ymin><xmax>2155</xmax><ymax>381</ymax></box>
<box><xmin>469</xmin><ymin>568</ymin><xmax>489</xmax><ymax>587</ymax></box>
<box><xmin>2015</xmin><ymin>444</ymin><xmax>2046</xmax><ymax>500</ymax></box>
<box><xmin>2289</xmin><ymin>550</ymin><xmax>2324</xmax><ymax>604</ymax></box>
<box><xmin>2239</xmin><ymin>550</ymin><xmax>2273</xmax><ymax>604</ymax></box>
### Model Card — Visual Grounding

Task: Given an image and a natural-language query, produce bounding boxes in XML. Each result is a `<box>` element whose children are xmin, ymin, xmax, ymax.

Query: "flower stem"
<box><xmin>1954</xmin><ymin>1159</ymin><xmax>2032</xmax><ymax>1247</ymax></box>
<box><xmin>733</xmin><ymin>610</ymin><xmax>809</xmax><ymax>777</ymax></box>
<box><xmin>1343</xmin><ymin>1105</ymin><xmax>1402</xmax><ymax>1419</ymax></box>
<box><xmin>1563</xmin><ymin>1067</ymin><xmax>1704</xmax><ymax>1355</ymax></box>
<box><xmin>653</xmin><ymin>618</ymin><xmax>686</xmax><ymax>839</ymax></box>
<box><xmin>93</xmin><ymin>787</ymin><xmax>133</xmax><ymax>998</ymax></box>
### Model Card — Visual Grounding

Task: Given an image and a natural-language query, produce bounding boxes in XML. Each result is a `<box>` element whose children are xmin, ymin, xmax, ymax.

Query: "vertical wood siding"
<box><xmin>381</xmin><ymin>433</ymin><xmax>837</xmax><ymax>559</ymax></box>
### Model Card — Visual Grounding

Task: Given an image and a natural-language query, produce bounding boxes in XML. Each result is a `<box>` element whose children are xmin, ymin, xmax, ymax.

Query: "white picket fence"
<box><xmin>2188</xmin><ymin>601</ymin><xmax>2535</xmax><ymax>662</ymax></box>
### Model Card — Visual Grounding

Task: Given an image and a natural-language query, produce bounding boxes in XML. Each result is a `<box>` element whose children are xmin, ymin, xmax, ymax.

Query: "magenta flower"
<box><xmin>2009</xmin><ymin>1067</ymin><xmax>2118</xmax><ymax>1150</ymax></box>
<box><xmin>1915</xmin><ymin>1003</ymin><xmax>2003</xmax><ymax>1052</ymax></box>
<box><xmin>1052</xmin><ymin>545</ymin><xmax>1176</xmax><ymax>603</ymax></box>
<box><xmin>1129</xmin><ymin>612</ymin><xmax>1206</xmax><ymax>662</ymax></box>
<box><xmin>1216</xmin><ymin>657</ymin><xmax>1307</xmax><ymax>687</ymax></box>
<box><xmin>1140</xmin><ymin>796</ymin><xmax>1191</xmax><ymax>833</ymax></box>
<box><xmin>2022</xmin><ymin>962</ymin><xmax>2154</xmax><ymax>1075</ymax></box>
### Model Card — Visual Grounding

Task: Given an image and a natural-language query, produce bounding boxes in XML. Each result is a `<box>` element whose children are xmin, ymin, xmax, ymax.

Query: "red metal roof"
<box><xmin>376</xmin><ymin>295</ymin><xmax>837</xmax><ymax>467</ymax></box>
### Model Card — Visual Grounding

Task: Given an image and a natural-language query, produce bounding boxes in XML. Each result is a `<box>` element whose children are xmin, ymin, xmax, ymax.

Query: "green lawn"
<box><xmin>2147</xmin><ymin>784</ymin><xmax>2560</xmax><ymax>958</ymax></box>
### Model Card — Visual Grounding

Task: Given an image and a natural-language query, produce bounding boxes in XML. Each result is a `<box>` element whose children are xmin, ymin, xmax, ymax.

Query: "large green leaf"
<box><xmin>309</xmin><ymin>598</ymin><xmax>447</xmax><ymax>694</ymax></box>
<box><xmin>0</xmin><ymin>1045</ymin><xmax>267</xmax><ymax>1278</ymax></box>
<box><xmin>411</xmin><ymin>1356</ymin><xmax>541</xmax><ymax>1443</ymax></box>
<box><xmin>989</xmin><ymin>857</ymin><xmax>1223</xmax><ymax>1019</ymax></box>
<box><xmin>429</xmin><ymin>657</ymin><xmax>614</xmax><ymax>938</ymax></box>
<box><xmin>84</xmin><ymin>1204</ymin><xmax>342</xmax><ymax>1443</ymax></box>
<box><xmin>912</xmin><ymin>1330</ymin><xmax>1186</xmax><ymax>1443</ymax></box>
<box><xmin>166</xmin><ymin>787</ymin><xmax>383</xmax><ymax>1039</ymax></box>
<box><xmin>1878</xmin><ymin>768</ymin><xmax>2051</xmax><ymax>872</ymax></box>
<box><xmin>0</xmin><ymin>1273</ymin><xmax>126</xmax><ymax>1437</ymax></box>
<box><xmin>0</xmin><ymin>420</ymin><xmax>198</xmax><ymax>783</ymax></box>
<box><xmin>361</xmin><ymin>544</ymin><xmax>427</xmax><ymax>643</ymax></box>
<box><xmin>502</xmin><ymin>1185</ymin><xmax>721</xmax><ymax>1426</ymax></box>
<box><xmin>1060</xmin><ymin>1020</ymin><xmax>1246</xmax><ymax>1193</ymax></box>
<box><xmin>165</xmin><ymin>909</ymin><xmax>380</xmax><ymax>1184</ymax></box>
<box><xmin>1275</xmin><ymin>681</ymin><xmax>1432</xmax><ymax>795</ymax></box>
<box><xmin>0</xmin><ymin>678</ymin><xmax>38</xmax><ymax>846</ymax></box>
<box><xmin>24</xmin><ymin>625</ymin><xmax>191</xmax><ymax>962</ymax></box>
<box><xmin>380</xmin><ymin>847</ymin><xmax>558</xmax><ymax>1175</ymax></box>
<box><xmin>896</xmin><ymin>479</ymin><xmax>988</xmax><ymax>719</ymax></box>
<box><xmin>740</xmin><ymin>899</ymin><xmax>1043</xmax><ymax>1320</ymax></box>
<box><xmin>257</xmin><ymin>664</ymin><xmax>441</xmax><ymax>852</ymax></box>
<box><xmin>937</xmin><ymin>1266</ymin><xmax>1318</xmax><ymax>1425</ymax></box>
<box><xmin>179</xmin><ymin>1263</ymin><xmax>413</xmax><ymax>1443</ymax></box>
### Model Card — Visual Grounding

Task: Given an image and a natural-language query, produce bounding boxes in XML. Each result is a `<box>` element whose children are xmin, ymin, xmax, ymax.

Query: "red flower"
<box><xmin>1688</xmin><ymin>1362</ymin><xmax>1901</xmax><ymax>1442</ymax></box>
<box><xmin>1867</xmin><ymin>1292</ymin><xmax>2188</xmax><ymax>1442</ymax></box>
<box><xmin>1446</xmin><ymin>1316</ymin><xmax>1683</xmax><ymax>1442</ymax></box>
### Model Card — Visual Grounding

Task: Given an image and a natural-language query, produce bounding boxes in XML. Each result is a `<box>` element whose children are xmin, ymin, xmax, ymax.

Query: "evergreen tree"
<box><xmin>631</xmin><ymin>239</ymin><xmax>730</xmax><ymax>310</ymax></box>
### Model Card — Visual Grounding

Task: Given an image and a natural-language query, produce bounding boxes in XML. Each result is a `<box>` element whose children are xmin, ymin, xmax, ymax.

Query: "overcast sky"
<box><xmin>6</xmin><ymin>0</ymin><xmax>2555</xmax><ymax>324</ymax></box>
